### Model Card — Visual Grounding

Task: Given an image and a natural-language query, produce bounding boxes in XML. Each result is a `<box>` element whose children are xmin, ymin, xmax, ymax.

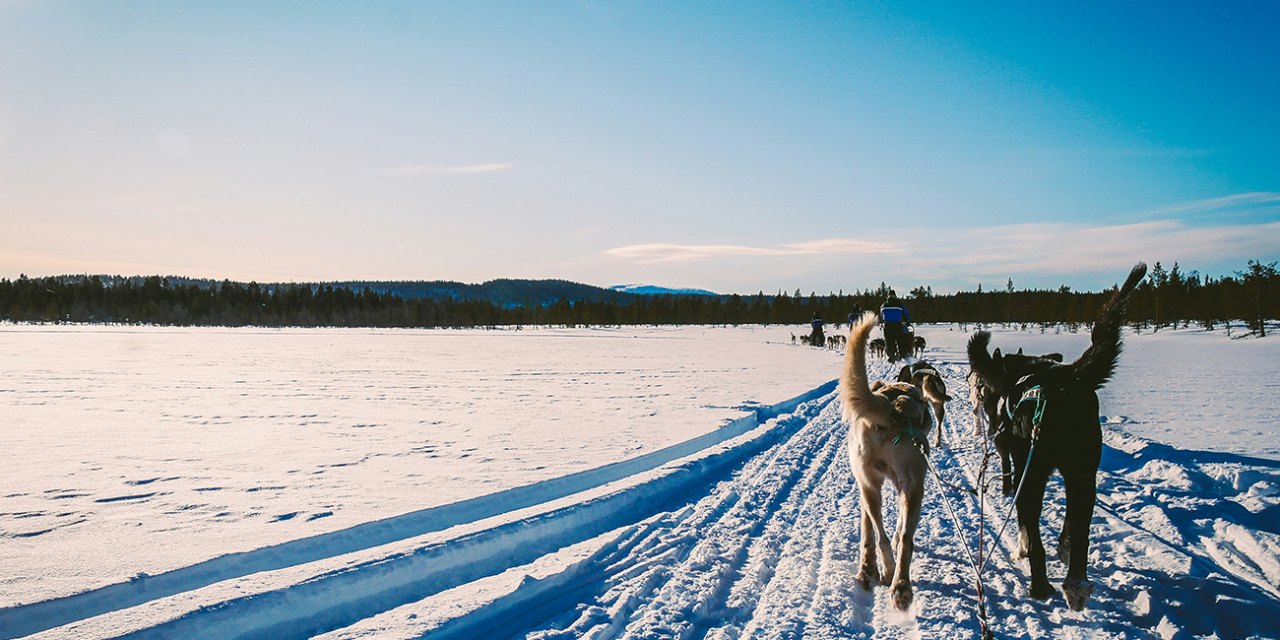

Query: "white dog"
<box><xmin>840</xmin><ymin>312</ymin><xmax>932</xmax><ymax>610</ymax></box>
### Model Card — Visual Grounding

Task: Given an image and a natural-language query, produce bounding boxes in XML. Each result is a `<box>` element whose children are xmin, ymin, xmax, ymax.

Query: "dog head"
<box><xmin>967</xmin><ymin>332</ymin><xmax>1061</xmax><ymax>396</ymax></box>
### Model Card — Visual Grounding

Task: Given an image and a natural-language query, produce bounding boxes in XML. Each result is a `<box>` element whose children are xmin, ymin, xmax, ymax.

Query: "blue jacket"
<box><xmin>880</xmin><ymin>305</ymin><xmax>910</xmax><ymax>323</ymax></box>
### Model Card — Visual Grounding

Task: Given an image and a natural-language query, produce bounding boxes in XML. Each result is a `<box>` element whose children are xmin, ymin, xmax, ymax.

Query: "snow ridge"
<box><xmin>0</xmin><ymin>383</ymin><xmax>834</xmax><ymax>640</ymax></box>
<box><xmin>319</xmin><ymin>359</ymin><xmax>1280</xmax><ymax>640</ymax></box>
<box><xmin>9</xmin><ymin>355</ymin><xmax>1280</xmax><ymax>639</ymax></box>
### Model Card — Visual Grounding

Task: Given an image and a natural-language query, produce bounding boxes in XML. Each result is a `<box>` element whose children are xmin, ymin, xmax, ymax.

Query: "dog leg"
<box><xmin>891</xmin><ymin>474</ymin><xmax>924</xmax><ymax>611</ymax></box>
<box><xmin>1015</xmin><ymin>467</ymin><xmax>1055</xmax><ymax>600</ymax></box>
<box><xmin>932</xmin><ymin>400</ymin><xmax>945</xmax><ymax>448</ymax></box>
<box><xmin>1061</xmin><ymin>468</ymin><xmax>1098</xmax><ymax>611</ymax></box>
<box><xmin>996</xmin><ymin>432</ymin><xmax>1022</xmax><ymax>497</ymax></box>
<box><xmin>856</xmin><ymin>483</ymin><xmax>891</xmax><ymax>589</ymax></box>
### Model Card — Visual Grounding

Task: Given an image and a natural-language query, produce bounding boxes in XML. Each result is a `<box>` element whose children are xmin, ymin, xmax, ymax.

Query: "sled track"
<box><xmin>9</xmin><ymin>357</ymin><xmax>1280</xmax><ymax>639</ymax></box>
<box><xmin>386</xmin><ymin>358</ymin><xmax>1280</xmax><ymax>640</ymax></box>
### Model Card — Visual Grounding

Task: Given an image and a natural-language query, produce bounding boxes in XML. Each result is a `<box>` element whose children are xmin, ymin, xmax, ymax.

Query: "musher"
<box><xmin>879</xmin><ymin>291</ymin><xmax>912</xmax><ymax>361</ymax></box>
<box><xmin>809</xmin><ymin>312</ymin><xmax>825</xmax><ymax>348</ymax></box>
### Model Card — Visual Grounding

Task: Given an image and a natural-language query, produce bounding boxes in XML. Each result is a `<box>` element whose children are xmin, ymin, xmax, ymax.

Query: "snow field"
<box><xmin>0</xmin><ymin>324</ymin><xmax>842</xmax><ymax>608</ymax></box>
<box><xmin>3</xmin><ymin>322</ymin><xmax>1280</xmax><ymax>638</ymax></box>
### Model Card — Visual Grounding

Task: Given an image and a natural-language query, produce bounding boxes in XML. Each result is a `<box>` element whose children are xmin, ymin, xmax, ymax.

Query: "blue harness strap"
<box><xmin>891</xmin><ymin>410</ymin><xmax>928</xmax><ymax>446</ymax></box>
<box><xmin>1013</xmin><ymin>385</ymin><xmax>1047</xmax><ymax>432</ymax></box>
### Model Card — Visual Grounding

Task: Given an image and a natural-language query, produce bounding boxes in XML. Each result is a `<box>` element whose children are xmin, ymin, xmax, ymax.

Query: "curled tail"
<box><xmin>1072</xmin><ymin>262</ymin><xmax>1147</xmax><ymax>390</ymax></box>
<box><xmin>841</xmin><ymin>311</ymin><xmax>892</xmax><ymax>424</ymax></box>
<box><xmin>966</xmin><ymin>330</ymin><xmax>1003</xmax><ymax>394</ymax></box>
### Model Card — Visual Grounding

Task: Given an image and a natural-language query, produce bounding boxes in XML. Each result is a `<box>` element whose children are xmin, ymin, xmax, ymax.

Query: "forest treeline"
<box><xmin>1</xmin><ymin>260</ymin><xmax>1276</xmax><ymax>335</ymax></box>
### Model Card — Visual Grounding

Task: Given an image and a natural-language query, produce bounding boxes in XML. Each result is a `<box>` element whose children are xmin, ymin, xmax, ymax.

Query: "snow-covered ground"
<box><xmin>1</xmin><ymin>322</ymin><xmax>1278</xmax><ymax>639</ymax></box>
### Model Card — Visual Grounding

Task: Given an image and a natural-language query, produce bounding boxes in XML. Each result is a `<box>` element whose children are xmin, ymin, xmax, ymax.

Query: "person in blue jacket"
<box><xmin>809</xmin><ymin>312</ymin><xmax>825</xmax><ymax>347</ymax></box>
<box><xmin>880</xmin><ymin>292</ymin><xmax>912</xmax><ymax>361</ymax></box>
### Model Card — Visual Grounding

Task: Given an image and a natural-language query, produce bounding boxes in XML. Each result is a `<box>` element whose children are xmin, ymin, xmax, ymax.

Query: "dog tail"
<box><xmin>1071</xmin><ymin>262</ymin><xmax>1148</xmax><ymax>391</ymax></box>
<box><xmin>841</xmin><ymin>311</ymin><xmax>893</xmax><ymax>424</ymax></box>
<box><xmin>966</xmin><ymin>330</ymin><xmax>1003</xmax><ymax>394</ymax></box>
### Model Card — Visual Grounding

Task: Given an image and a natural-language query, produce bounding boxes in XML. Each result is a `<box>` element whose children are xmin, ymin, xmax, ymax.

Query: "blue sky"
<box><xmin>1</xmin><ymin>1</ymin><xmax>1277</xmax><ymax>293</ymax></box>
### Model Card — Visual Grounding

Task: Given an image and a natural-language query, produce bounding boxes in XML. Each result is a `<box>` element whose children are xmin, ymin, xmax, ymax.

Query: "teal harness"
<box><xmin>891</xmin><ymin>410</ymin><xmax>929</xmax><ymax>446</ymax></box>
<box><xmin>1014</xmin><ymin>384</ymin><xmax>1048</xmax><ymax>431</ymax></box>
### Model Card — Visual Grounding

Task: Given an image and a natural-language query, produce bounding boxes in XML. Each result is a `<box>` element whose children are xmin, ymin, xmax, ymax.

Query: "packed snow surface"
<box><xmin>1</xmin><ymin>322</ymin><xmax>1278</xmax><ymax>639</ymax></box>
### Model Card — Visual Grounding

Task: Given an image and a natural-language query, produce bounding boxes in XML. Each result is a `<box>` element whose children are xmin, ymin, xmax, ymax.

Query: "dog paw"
<box><xmin>855</xmin><ymin>565</ymin><xmax>880</xmax><ymax>591</ymax></box>
<box><xmin>1062</xmin><ymin>577</ymin><xmax>1093</xmax><ymax>611</ymax></box>
<box><xmin>1014</xmin><ymin>531</ymin><xmax>1030</xmax><ymax>560</ymax></box>
<box><xmin>879</xmin><ymin>563</ymin><xmax>896</xmax><ymax>586</ymax></box>
<box><xmin>1029</xmin><ymin>580</ymin><xmax>1056</xmax><ymax>600</ymax></box>
<box><xmin>891</xmin><ymin>580</ymin><xmax>914</xmax><ymax>611</ymax></box>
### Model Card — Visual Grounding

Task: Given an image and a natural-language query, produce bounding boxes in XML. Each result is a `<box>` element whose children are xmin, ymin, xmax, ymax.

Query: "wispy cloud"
<box><xmin>603</xmin><ymin>238</ymin><xmax>904</xmax><ymax>263</ymax></box>
<box><xmin>604</xmin><ymin>243</ymin><xmax>793</xmax><ymax>262</ymax></box>
<box><xmin>371</xmin><ymin>162</ymin><xmax>516</xmax><ymax>176</ymax></box>
<box><xmin>783</xmin><ymin>238</ymin><xmax>903</xmax><ymax>254</ymax></box>
<box><xmin>905</xmin><ymin>219</ymin><xmax>1280</xmax><ymax>282</ymax></box>
<box><xmin>446</xmin><ymin>163</ymin><xmax>516</xmax><ymax>173</ymax></box>
<box><xmin>602</xmin><ymin>218</ymin><xmax>1280</xmax><ymax>292</ymax></box>
<box><xmin>1140</xmin><ymin>192</ymin><xmax>1280</xmax><ymax>217</ymax></box>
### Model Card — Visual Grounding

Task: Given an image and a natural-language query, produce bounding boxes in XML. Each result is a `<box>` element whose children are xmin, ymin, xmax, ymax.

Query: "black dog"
<box><xmin>967</xmin><ymin>262</ymin><xmax>1146</xmax><ymax>611</ymax></box>
<box><xmin>972</xmin><ymin>348</ymin><xmax>1062</xmax><ymax>495</ymax></box>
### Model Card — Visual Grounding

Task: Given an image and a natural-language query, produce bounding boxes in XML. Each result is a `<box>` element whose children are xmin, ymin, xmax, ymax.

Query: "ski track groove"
<box><xmin>465</xmin><ymin>356</ymin><xmax>1280</xmax><ymax>640</ymax></box>
<box><xmin>10</xmin><ymin>349</ymin><xmax>1280</xmax><ymax>639</ymax></box>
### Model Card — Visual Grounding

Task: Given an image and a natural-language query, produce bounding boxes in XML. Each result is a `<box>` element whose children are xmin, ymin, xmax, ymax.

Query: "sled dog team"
<box><xmin>840</xmin><ymin>263</ymin><xmax>1148</xmax><ymax>613</ymax></box>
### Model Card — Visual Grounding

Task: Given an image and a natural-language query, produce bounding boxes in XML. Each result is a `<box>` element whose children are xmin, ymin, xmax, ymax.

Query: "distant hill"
<box><xmin>610</xmin><ymin>284</ymin><xmax>720</xmax><ymax>296</ymax></box>
<box><xmin>330</xmin><ymin>279</ymin><xmax>640</xmax><ymax>306</ymax></box>
<box><xmin>38</xmin><ymin>275</ymin><xmax>717</xmax><ymax>306</ymax></box>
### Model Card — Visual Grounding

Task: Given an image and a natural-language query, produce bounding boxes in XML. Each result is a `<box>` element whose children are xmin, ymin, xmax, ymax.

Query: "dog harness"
<box><xmin>1014</xmin><ymin>385</ymin><xmax>1047</xmax><ymax>430</ymax></box>
<box><xmin>890</xmin><ymin>410</ymin><xmax>929</xmax><ymax>446</ymax></box>
<box><xmin>993</xmin><ymin>375</ymin><xmax>1048</xmax><ymax>441</ymax></box>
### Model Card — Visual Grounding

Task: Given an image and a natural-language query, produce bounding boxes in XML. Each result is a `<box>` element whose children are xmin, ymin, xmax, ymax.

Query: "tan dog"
<box><xmin>840</xmin><ymin>312</ymin><xmax>932</xmax><ymax>610</ymax></box>
<box><xmin>897</xmin><ymin>361</ymin><xmax>952</xmax><ymax>447</ymax></box>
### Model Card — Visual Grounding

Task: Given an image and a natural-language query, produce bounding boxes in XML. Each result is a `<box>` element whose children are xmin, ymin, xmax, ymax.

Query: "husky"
<box><xmin>868</xmin><ymin>337</ymin><xmax>886</xmax><ymax>359</ymax></box>
<box><xmin>967</xmin><ymin>262</ymin><xmax>1147</xmax><ymax>611</ymax></box>
<box><xmin>966</xmin><ymin>370</ymin><xmax>991</xmax><ymax>437</ymax></box>
<box><xmin>897</xmin><ymin>361</ymin><xmax>952</xmax><ymax>447</ymax></box>
<box><xmin>841</xmin><ymin>312</ymin><xmax>933</xmax><ymax>610</ymax></box>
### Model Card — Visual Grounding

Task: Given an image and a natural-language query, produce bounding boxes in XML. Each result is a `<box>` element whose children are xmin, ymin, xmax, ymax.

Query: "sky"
<box><xmin>1</xmin><ymin>1</ymin><xmax>1277</xmax><ymax>294</ymax></box>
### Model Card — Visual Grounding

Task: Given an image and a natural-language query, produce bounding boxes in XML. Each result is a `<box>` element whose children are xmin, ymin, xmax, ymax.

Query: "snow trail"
<box><xmin>0</xmin><ymin>383</ymin><xmax>835</xmax><ymax>640</ymax></box>
<box><xmin>9</xmin><ymin>338</ymin><xmax>1280</xmax><ymax>639</ymax></box>
<box><xmin>327</xmin><ymin>357</ymin><xmax>1280</xmax><ymax>640</ymax></box>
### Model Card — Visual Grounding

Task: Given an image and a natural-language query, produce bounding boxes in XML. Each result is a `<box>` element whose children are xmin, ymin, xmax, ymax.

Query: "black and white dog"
<box><xmin>967</xmin><ymin>262</ymin><xmax>1146</xmax><ymax>611</ymax></box>
<box><xmin>897</xmin><ymin>361</ymin><xmax>951</xmax><ymax>447</ymax></box>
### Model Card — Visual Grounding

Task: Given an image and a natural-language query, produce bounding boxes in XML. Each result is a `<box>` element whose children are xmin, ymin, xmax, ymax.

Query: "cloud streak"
<box><xmin>938</xmin><ymin>219</ymin><xmax>1280</xmax><ymax>277</ymax></box>
<box><xmin>1140</xmin><ymin>192</ymin><xmax>1280</xmax><ymax>217</ymax></box>
<box><xmin>603</xmin><ymin>239</ymin><xmax>904</xmax><ymax>263</ymax></box>
<box><xmin>605</xmin><ymin>217</ymin><xmax>1280</xmax><ymax>290</ymax></box>
<box><xmin>371</xmin><ymin>163</ymin><xmax>516</xmax><ymax>176</ymax></box>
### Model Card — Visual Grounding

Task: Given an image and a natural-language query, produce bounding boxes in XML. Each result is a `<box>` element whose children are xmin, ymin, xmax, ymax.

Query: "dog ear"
<box><xmin>1045</xmin><ymin>353</ymin><xmax>1063</xmax><ymax>362</ymax></box>
<box><xmin>1017</xmin><ymin>347</ymin><xmax>1024</xmax><ymax>355</ymax></box>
